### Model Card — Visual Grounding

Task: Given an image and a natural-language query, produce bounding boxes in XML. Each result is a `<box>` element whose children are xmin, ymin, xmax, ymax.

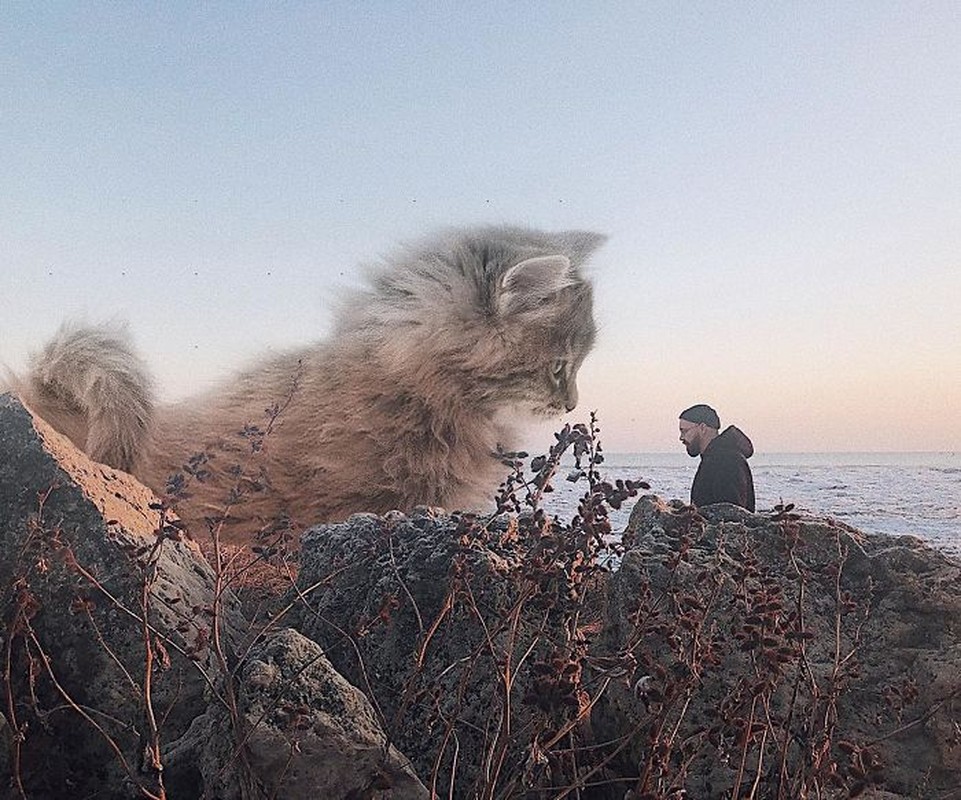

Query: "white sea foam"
<box><xmin>534</xmin><ymin>452</ymin><xmax>961</xmax><ymax>557</ymax></box>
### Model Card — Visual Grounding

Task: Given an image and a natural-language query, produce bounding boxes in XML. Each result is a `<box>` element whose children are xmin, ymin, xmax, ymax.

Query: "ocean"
<box><xmin>536</xmin><ymin>452</ymin><xmax>961</xmax><ymax>557</ymax></box>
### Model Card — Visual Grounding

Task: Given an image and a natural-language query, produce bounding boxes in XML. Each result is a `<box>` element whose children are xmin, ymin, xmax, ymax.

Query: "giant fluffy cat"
<box><xmin>12</xmin><ymin>226</ymin><xmax>601</xmax><ymax>543</ymax></box>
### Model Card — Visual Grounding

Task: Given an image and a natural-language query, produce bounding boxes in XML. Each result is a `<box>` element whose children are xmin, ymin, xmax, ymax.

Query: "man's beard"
<box><xmin>685</xmin><ymin>441</ymin><xmax>700</xmax><ymax>457</ymax></box>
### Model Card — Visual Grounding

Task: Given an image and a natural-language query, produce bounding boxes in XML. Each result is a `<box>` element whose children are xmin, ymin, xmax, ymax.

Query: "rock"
<box><xmin>292</xmin><ymin>497</ymin><xmax>961</xmax><ymax>799</ymax></box>
<box><xmin>599</xmin><ymin>496</ymin><xmax>961</xmax><ymax>798</ymax></box>
<box><xmin>167</xmin><ymin>628</ymin><xmax>429</xmax><ymax>799</ymax></box>
<box><xmin>0</xmin><ymin>394</ymin><xmax>424</xmax><ymax>798</ymax></box>
<box><xmin>292</xmin><ymin>508</ymin><xmax>565</xmax><ymax>797</ymax></box>
<box><xmin>0</xmin><ymin>393</ymin><xmax>244</xmax><ymax>797</ymax></box>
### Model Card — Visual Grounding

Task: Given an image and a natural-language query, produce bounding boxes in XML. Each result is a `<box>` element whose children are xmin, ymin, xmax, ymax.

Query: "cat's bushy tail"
<box><xmin>16</xmin><ymin>322</ymin><xmax>155</xmax><ymax>472</ymax></box>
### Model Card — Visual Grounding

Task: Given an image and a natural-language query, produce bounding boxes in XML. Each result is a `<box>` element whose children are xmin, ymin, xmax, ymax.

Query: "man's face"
<box><xmin>679</xmin><ymin>420</ymin><xmax>706</xmax><ymax>457</ymax></box>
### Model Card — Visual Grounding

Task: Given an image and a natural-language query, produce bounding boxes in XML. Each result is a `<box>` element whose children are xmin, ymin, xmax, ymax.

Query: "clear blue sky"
<box><xmin>2</xmin><ymin>2</ymin><xmax>959</xmax><ymax>452</ymax></box>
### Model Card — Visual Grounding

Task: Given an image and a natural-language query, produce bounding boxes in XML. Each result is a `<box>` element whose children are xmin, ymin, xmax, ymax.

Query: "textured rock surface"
<box><xmin>292</xmin><ymin>509</ymin><xmax>561</xmax><ymax>797</ymax></box>
<box><xmin>0</xmin><ymin>394</ymin><xmax>422</xmax><ymax>799</ymax></box>
<box><xmin>293</xmin><ymin>498</ymin><xmax>961</xmax><ymax>799</ymax></box>
<box><xmin>0</xmin><ymin>393</ymin><xmax>242</xmax><ymax>796</ymax></box>
<box><xmin>599</xmin><ymin>496</ymin><xmax>961</xmax><ymax>798</ymax></box>
<box><xmin>168</xmin><ymin>627</ymin><xmax>429</xmax><ymax>799</ymax></box>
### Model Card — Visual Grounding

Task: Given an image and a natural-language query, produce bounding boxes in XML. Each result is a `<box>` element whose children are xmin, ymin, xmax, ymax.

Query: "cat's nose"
<box><xmin>564</xmin><ymin>386</ymin><xmax>578</xmax><ymax>412</ymax></box>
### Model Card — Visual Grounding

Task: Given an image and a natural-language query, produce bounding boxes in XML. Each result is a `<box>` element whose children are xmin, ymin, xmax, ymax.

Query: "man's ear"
<box><xmin>496</xmin><ymin>255</ymin><xmax>574</xmax><ymax>314</ymax></box>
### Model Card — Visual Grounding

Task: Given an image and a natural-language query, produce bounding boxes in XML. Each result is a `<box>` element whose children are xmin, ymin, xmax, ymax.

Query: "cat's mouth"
<box><xmin>532</xmin><ymin>402</ymin><xmax>573</xmax><ymax>419</ymax></box>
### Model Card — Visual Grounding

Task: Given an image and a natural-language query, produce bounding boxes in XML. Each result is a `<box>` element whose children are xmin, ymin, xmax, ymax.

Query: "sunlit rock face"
<box><xmin>0</xmin><ymin>393</ymin><xmax>233</xmax><ymax>796</ymax></box>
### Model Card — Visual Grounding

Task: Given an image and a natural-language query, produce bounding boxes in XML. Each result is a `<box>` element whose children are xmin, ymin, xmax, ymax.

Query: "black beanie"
<box><xmin>679</xmin><ymin>404</ymin><xmax>720</xmax><ymax>429</ymax></box>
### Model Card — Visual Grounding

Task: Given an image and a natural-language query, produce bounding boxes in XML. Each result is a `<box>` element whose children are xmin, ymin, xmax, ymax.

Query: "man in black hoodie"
<box><xmin>678</xmin><ymin>404</ymin><xmax>755</xmax><ymax>512</ymax></box>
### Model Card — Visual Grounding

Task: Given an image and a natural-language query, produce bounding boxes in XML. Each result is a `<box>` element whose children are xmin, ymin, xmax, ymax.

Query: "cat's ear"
<box><xmin>497</xmin><ymin>255</ymin><xmax>574</xmax><ymax>315</ymax></box>
<box><xmin>560</xmin><ymin>231</ymin><xmax>607</xmax><ymax>265</ymax></box>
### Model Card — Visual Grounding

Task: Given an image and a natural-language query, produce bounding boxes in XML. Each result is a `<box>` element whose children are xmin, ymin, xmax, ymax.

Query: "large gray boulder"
<box><xmin>294</xmin><ymin>509</ymin><xmax>568</xmax><ymax>797</ymax></box>
<box><xmin>168</xmin><ymin>627</ymin><xmax>428</xmax><ymax>799</ymax></box>
<box><xmin>292</xmin><ymin>497</ymin><xmax>961</xmax><ymax>799</ymax></box>
<box><xmin>0</xmin><ymin>394</ymin><xmax>424</xmax><ymax>799</ymax></box>
<box><xmin>601</xmin><ymin>496</ymin><xmax>961</xmax><ymax>798</ymax></box>
<box><xmin>0</xmin><ymin>393</ymin><xmax>240</xmax><ymax>797</ymax></box>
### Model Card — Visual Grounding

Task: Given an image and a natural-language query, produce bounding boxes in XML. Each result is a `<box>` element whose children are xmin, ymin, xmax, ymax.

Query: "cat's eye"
<box><xmin>550</xmin><ymin>360</ymin><xmax>566</xmax><ymax>380</ymax></box>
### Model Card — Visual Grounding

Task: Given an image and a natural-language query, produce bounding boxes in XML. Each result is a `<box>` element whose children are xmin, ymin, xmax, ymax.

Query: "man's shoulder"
<box><xmin>703</xmin><ymin>445</ymin><xmax>750</xmax><ymax>468</ymax></box>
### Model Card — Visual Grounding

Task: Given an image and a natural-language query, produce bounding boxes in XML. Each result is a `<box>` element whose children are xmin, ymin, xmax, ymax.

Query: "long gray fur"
<box><xmin>13</xmin><ymin>225</ymin><xmax>603</xmax><ymax>543</ymax></box>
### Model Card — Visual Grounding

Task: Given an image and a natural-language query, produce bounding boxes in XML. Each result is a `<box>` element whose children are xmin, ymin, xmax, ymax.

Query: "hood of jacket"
<box><xmin>706</xmin><ymin>425</ymin><xmax>754</xmax><ymax>459</ymax></box>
